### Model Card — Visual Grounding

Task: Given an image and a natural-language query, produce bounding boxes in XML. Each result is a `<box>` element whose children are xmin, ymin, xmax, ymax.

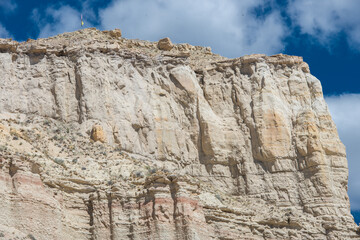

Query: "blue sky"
<box><xmin>0</xmin><ymin>0</ymin><xmax>359</xmax><ymax>211</ymax></box>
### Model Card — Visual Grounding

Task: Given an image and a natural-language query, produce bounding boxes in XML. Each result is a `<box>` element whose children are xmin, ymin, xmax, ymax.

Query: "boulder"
<box><xmin>157</xmin><ymin>37</ymin><xmax>173</xmax><ymax>51</ymax></box>
<box><xmin>90</xmin><ymin>125</ymin><xmax>106</xmax><ymax>143</ymax></box>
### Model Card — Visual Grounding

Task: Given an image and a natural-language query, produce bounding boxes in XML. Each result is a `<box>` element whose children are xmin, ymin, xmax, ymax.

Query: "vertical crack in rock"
<box><xmin>8</xmin><ymin>158</ymin><xmax>18</xmax><ymax>192</ymax></box>
<box><xmin>195</xmin><ymin>95</ymin><xmax>214</xmax><ymax>174</ymax></box>
<box><xmin>50</xmin><ymin>84</ymin><xmax>61</xmax><ymax>118</ymax></box>
<box><xmin>195</xmin><ymin>97</ymin><xmax>205</xmax><ymax>166</ymax></box>
<box><xmin>112</xmin><ymin>126</ymin><xmax>121</xmax><ymax>145</ymax></box>
<box><xmin>107</xmin><ymin>193</ymin><xmax>114</xmax><ymax>240</ymax></box>
<box><xmin>67</xmin><ymin>71</ymin><xmax>72</xmax><ymax>84</ymax></box>
<box><xmin>128</xmin><ymin>224</ymin><xmax>134</xmax><ymax>240</ymax></box>
<box><xmin>8</xmin><ymin>158</ymin><xmax>17</xmax><ymax>178</ymax></box>
<box><xmin>170</xmin><ymin>180</ymin><xmax>190</xmax><ymax>240</ymax></box>
<box><xmin>86</xmin><ymin>198</ymin><xmax>95</xmax><ymax>240</ymax></box>
<box><xmin>75</xmin><ymin>65</ymin><xmax>84</xmax><ymax>124</ymax></box>
<box><xmin>261</xmin><ymin>76</ymin><xmax>265</xmax><ymax>89</ymax></box>
<box><xmin>170</xmin><ymin>181</ymin><xmax>183</xmax><ymax>240</ymax></box>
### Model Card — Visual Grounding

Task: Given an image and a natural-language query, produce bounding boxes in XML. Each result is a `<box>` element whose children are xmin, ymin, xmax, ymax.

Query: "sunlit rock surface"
<box><xmin>0</xmin><ymin>28</ymin><xmax>359</xmax><ymax>239</ymax></box>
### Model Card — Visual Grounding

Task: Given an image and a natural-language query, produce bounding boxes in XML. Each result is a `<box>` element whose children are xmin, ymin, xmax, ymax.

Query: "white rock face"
<box><xmin>0</xmin><ymin>28</ymin><xmax>358</xmax><ymax>239</ymax></box>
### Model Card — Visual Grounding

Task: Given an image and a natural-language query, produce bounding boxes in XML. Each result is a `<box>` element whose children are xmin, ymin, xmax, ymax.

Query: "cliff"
<box><xmin>0</xmin><ymin>28</ymin><xmax>359</xmax><ymax>239</ymax></box>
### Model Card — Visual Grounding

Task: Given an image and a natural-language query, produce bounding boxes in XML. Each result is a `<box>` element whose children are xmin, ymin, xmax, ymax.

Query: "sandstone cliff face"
<box><xmin>0</xmin><ymin>28</ymin><xmax>358</xmax><ymax>240</ymax></box>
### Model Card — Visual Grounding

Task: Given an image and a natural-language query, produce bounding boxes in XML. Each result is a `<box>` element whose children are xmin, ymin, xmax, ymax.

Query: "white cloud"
<box><xmin>288</xmin><ymin>0</ymin><xmax>360</xmax><ymax>50</ymax></box>
<box><xmin>33</xmin><ymin>5</ymin><xmax>85</xmax><ymax>39</ymax></box>
<box><xmin>80</xmin><ymin>0</ymin><xmax>100</xmax><ymax>25</ymax></box>
<box><xmin>0</xmin><ymin>23</ymin><xmax>10</xmax><ymax>38</ymax></box>
<box><xmin>326</xmin><ymin>94</ymin><xmax>360</xmax><ymax>210</ymax></box>
<box><xmin>99</xmin><ymin>0</ymin><xmax>287</xmax><ymax>57</ymax></box>
<box><xmin>0</xmin><ymin>0</ymin><xmax>17</xmax><ymax>12</ymax></box>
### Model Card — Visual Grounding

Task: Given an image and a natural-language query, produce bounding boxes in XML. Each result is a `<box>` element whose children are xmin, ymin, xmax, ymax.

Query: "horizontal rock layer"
<box><xmin>0</xmin><ymin>28</ymin><xmax>359</xmax><ymax>239</ymax></box>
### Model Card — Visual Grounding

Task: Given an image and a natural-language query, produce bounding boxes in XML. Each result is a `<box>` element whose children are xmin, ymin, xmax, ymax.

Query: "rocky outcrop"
<box><xmin>157</xmin><ymin>37</ymin><xmax>174</xmax><ymax>51</ymax></box>
<box><xmin>91</xmin><ymin>125</ymin><xmax>106</xmax><ymax>143</ymax></box>
<box><xmin>0</xmin><ymin>28</ymin><xmax>358</xmax><ymax>239</ymax></box>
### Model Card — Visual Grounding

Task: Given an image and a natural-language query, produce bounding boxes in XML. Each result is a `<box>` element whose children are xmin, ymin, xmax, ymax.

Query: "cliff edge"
<box><xmin>0</xmin><ymin>28</ymin><xmax>359</xmax><ymax>239</ymax></box>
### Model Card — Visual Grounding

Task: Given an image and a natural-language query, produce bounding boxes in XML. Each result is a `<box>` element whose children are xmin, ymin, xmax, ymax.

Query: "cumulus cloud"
<box><xmin>288</xmin><ymin>0</ymin><xmax>360</xmax><ymax>50</ymax></box>
<box><xmin>32</xmin><ymin>5</ymin><xmax>84</xmax><ymax>38</ymax></box>
<box><xmin>99</xmin><ymin>0</ymin><xmax>287</xmax><ymax>57</ymax></box>
<box><xmin>326</xmin><ymin>94</ymin><xmax>360</xmax><ymax>210</ymax></box>
<box><xmin>80</xmin><ymin>0</ymin><xmax>100</xmax><ymax>25</ymax></box>
<box><xmin>0</xmin><ymin>23</ymin><xmax>10</xmax><ymax>38</ymax></box>
<box><xmin>0</xmin><ymin>0</ymin><xmax>17</xmax><ymax>12</ymax></box>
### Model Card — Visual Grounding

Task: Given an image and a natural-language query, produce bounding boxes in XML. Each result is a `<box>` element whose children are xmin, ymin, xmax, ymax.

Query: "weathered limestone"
<box><xmin>90</xmin><ymin>125</ymin><xmax>106</xmax><ymax>143</ymax></box>
<box><xmin>158</xmin><ymin>37</ymin><xmax>173</xmax><ymax>51</ymax></box>
<box><xmin>0</xmin><ymin>28</ymin><xmax>358</xmax><ymax>239</ymax></box>
<box><xmin>108</xmin><ymin>28</ymin><xmax>122</xmax><ymax>38</ymax></box>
